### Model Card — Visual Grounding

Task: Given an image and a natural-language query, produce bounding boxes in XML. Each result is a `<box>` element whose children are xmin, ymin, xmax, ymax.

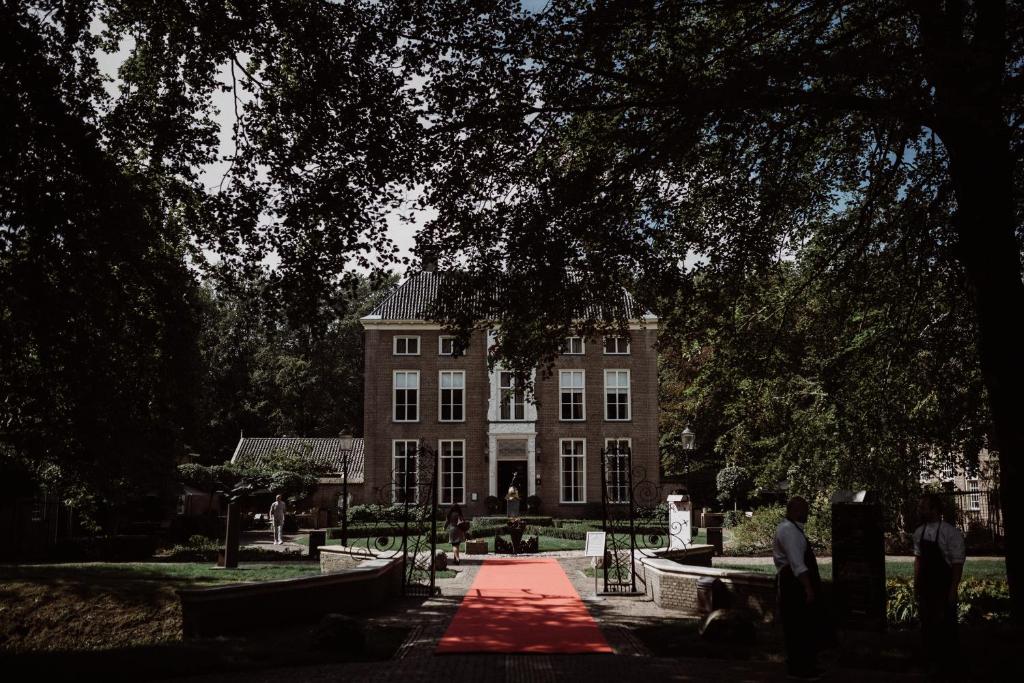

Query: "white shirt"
<box><xmin>913</xmin><ymin>521</ymin><xmax>965</xmax><ymax>566</ymax></box>
<box><xmin>773</xmin><ymin>518</ymin><xmax>809</xmax><ymax>576</ymax></box>
<box><xmin>270</xmin><ymin>500</ymin><xmax>286</xmax><ymax>521</ymax></box>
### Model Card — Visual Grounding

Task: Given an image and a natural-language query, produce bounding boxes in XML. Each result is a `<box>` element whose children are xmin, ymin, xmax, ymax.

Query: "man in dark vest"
<box><xmin>774</xmin><ymin>495</ymin><xmax>823</xmax><ymax>679</ymax></box>
<box><xmin>913</xmin><ymin>493</ymin><xmax>965</xmax><ymax>675</ymax></box>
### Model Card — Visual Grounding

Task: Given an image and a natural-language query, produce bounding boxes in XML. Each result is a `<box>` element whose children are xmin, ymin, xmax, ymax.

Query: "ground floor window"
<box><xmin>440</xmin><ymin>440</ymin><xmax>465</xmax><ymax>505</ymax></box>
<box><xmin>605</xmin><ymin>438</ymin><xmax>631</xmax><ymax>503</ymax></box>
<box><xmin>393</xmin><ymin>440</ymin><xmax>418</xmax><ymax>503</ymax></box>
<box><xmin>560</xmin><ymin>439</ymin><xmax>586</xmax><ymax>503</ymax></box>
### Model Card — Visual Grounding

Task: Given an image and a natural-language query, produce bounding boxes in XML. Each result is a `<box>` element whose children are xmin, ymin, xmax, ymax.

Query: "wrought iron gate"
<box><xmin>599</xmin><ymin>442</ymin><xmax>675</xmax><ymax>594</ymax></box>
<box><xmin>338</xmin><ymin>442</ymin><xmax>440</xmax><ymax>597</ymax></box>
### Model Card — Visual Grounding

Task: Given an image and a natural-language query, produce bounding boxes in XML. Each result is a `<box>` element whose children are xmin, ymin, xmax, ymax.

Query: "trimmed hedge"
<box><xmin>472</xmin><ymin>516</ymin><xmax>554</xmax><ymax>527</ymax></box>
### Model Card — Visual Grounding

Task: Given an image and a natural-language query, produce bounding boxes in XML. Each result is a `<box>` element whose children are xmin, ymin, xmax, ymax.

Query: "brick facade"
<box><xmin>361</xmin><ymin>272</ymin><xmax>661</xmax><ymax>518</ymax></box>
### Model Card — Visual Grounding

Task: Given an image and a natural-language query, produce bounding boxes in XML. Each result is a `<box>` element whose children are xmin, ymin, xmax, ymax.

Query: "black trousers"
<box><xmin>920</xmin><ymin>597</ymin><xmax>958</xmax><ymax>669</ymax></box>
<box><xmin>779</xmin><ymin>575</ymin><xmax>816</xmax><ymax>674</ymax></box>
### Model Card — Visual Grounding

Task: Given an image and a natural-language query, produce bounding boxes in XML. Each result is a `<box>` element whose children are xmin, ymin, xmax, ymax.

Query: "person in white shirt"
<box><xmin>270</xmin><ymin>495</ymin><xmax>287</xmax><ymax>545</ymax></box>
<box><xmin>773</xmin><ymin>496</ymin><xmax>823</xmax><ymax>679</ymax></box>
<box><xmin>913</xmin><ymin>493</ymin><xmax>965</xmax><ymax>674</ymax></box>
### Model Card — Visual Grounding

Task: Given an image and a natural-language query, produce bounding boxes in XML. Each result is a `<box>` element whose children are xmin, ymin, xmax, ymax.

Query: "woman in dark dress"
<box><xmin>446</xmin><ymin>505</ymin><xmax>465</xmax><ymax>565</ymax></box>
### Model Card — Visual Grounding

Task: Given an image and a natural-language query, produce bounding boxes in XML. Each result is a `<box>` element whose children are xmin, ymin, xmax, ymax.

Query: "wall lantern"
<box><xmin>681</xmin><ymin>425</ymin><xmax>696</xmax><ymax>451</ymax></box>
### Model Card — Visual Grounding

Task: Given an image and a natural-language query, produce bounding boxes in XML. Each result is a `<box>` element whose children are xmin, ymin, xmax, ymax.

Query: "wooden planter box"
<box><xmin>464</xmin><ymin>540</ymin><xmax>488</xmax><ymax>555</ymax></box>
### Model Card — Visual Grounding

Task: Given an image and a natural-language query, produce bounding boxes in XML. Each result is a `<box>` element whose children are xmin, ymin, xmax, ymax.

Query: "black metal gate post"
<box><xmin>626</xmin><ymin>445</ymin><xmax>638</xmax><ymax>593</ymax></box>
<box><xmin>599</xmin><ymin>442</ymin><xmax>642</xmax><ymax>594</ymax></box>
<box><xmin>429</xmin><ymin>444</ymin><xmax>439</xmax><ymax>596</ymax></box>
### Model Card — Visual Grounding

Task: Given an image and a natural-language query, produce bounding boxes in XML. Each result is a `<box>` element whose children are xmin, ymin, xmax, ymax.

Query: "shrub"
<box><xmin>728</xmin><ymin>504</ymin><xmax>831</xmax><ymax>555</ymax></box>
<box><xmin>886</xmin><ymin>578</ymin><xmax>1011</xmax><ymax>627</ymax></box>
<box><xmin>716</xmin><ymin>465</ymin><xmax>750</xmax><ymax>506</ymax></box>
<box><xmin>723</xmin><ymin>510</ymin><xmax>745</xmax><ymax>528</ymax></box>
<box><xmin>484</xmin><ymin>496</ymin><xmax>500</xmax><ymax>513</ymax></box>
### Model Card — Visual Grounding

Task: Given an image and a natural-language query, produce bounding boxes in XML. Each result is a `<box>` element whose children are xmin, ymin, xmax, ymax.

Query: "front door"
<box><xmin>497</xmin><ymin>461</ymin><xmax>528</xmax><ymax>514</ymax></box>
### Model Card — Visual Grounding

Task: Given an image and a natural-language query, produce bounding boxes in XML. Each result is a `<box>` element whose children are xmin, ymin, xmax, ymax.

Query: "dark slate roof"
<box><xmin>230</xmin><ymin>437</ymin><xmax>364</xmax><ymax>483</ymax></box>
<box><xmin>363</xmin><ymin>271</ymin><xmax>653</xmax><ymax>322</ymax></box>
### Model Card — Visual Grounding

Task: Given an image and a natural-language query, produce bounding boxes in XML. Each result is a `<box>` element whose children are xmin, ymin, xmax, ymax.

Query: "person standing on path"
<box><xmin>913</xmin><ymin>493</ymin><xmax>965</xmax><ymax>676</ymax></box>
<box><xmin>270</xmin><ymin>494</ymin><xmax>287</xmax><ymax>545</ymax></box>
<box><xmin>446</xmin><ymin>504</ymin><xmax>466</xmax><ymax>565</ymax></box>
<box><xmin>774</xmin><ymin>496</ymin><xmax>824</xmax><ymax>680</ymax></box>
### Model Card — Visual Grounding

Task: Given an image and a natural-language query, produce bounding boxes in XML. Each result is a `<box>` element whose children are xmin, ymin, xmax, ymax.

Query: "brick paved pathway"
<box><xmin>182</xmin><ymin>555</ymin><xmax>926</xmax><ymax>682</ymax></box>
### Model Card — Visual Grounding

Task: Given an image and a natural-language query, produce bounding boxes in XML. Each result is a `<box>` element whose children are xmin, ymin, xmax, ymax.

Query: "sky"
<box><xmin>93</xmin><ymin>23</ymin><xmax>425</xmax><ymax>273</ymax></box>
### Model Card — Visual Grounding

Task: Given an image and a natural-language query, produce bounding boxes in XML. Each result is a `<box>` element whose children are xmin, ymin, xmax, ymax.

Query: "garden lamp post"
<box><xmin>681</xmin><ymin>426</ymin><xmax>696</xmax><ymax>488</ymax></box>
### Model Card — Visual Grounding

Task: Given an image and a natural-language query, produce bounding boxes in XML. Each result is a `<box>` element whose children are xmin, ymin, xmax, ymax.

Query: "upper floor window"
<box><xmin>393</xmin><ymin>371</ymin><xmax>419</xmax><ymax>421</ymax></box>
<box><xmin>604</xmin><ymin>369</ymin><xmax>631</xmax><ymax>421</ymax></box>
<box><xmin>439</xmin><ymin>370</ymin><xmax>465</xmax><ymax>421</ymax></box>
<box><xmin>603</xmin><ymin>335</ymin><xmax>630</xmax><ymax>354</ymax></box>
<box><xmin>394</xmin><ymin>336</ymin><xmax>420</xmax><ymax>355</ymax></box>
<box><xmin>559</xmin><ymin>370</ymin><xmax>585</xmax><ymax>421</ymax></box>
<box><xmin>499</xmin><ymin>371</ymin><xmax>526</xmax><ymax>421</ymax></box>
<box><xmin>563</xmin><ymin>337</ymin><xmax>585</xmax><ymax>355</ymax></box>
<box><xmin>439</xmin><ymin>335</ymin><xmax>458</xmax><ymax>355</ymax></box>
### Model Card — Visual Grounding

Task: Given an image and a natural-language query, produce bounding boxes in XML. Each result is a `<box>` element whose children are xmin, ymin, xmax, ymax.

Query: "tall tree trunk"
<box><xmin>944</xmin><ymin>121</ymin><xmax>1022</xmax><ymax>620</ymax></box>
<box><xmin>922</xmin><ymin>0</ymin><xmax>1020</xmax><ymax>622</ymax></box>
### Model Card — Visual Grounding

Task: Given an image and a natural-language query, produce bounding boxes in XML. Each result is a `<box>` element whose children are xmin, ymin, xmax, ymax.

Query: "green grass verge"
<box><xmin>0</xmin><ymin>562</ymin><xmax>322</xmax><ymax>585</ymax></box>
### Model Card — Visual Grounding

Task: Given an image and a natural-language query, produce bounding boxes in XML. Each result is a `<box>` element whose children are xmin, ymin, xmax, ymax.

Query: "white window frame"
<box><xmin>393</xmin><ymin>335</ymin><xmax>421</xmax><ymax>355</ymax></box>
<box><xmin>392</xmin><ymin>439</ymin><xmax>419</xmax><ymax>503</ymax></box>
<box><xmin>559</xmin><ymin>438</ymin><xmax>587</xmax><ymax>503</ymax></box>
<box><xmin>563</xmin><ymin>337</ymin><xmax>585</xmax><ymax>355</ymax></box>
<box><xmin>393</xmin><ymin>370</ymin><xmax>420</xmax><ymax>422</ymax></box>
<box><xmin>968</xmin><ymin>477</ymin><xmax>981</xmax><ymax>511</ymax></box>
<box><xmin>604</xmin><ymin>369</ymin><xmax>631</xmax><ymax>421</ymax></box>
<box><xmin>499</xmin><ymin>371</ymin><xmax>527</xmax><ymax>421</ymax></box>
<box><xmin>439</xmin><ymin>335</ymin><xmax>457</xmax><ymax>355</ymax></box>
<box><xmin>605</xmin><ymin>438</ymin><xmax>632</xmax><ymax>504</ymax></box>
<box><xmin>439</xmin><ymin>439</ymin><xmax>466</xmax><ymax>506</ymax></box>
<box><xmin>559</xmin><ymin>370</ymin><xmax>586</xmax><ymax>421</ymax></box>
<box><xmin>438</xmin><ymin>370</ymin><xmax>465</xmax><ymax>422</ymax></box>
<box><xmin>603</xmin><ymin>335</ymin><xmax>631</xmax><ymax>355</ymax></box>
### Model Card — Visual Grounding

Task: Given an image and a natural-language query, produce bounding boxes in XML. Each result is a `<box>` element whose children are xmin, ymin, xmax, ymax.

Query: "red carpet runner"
<box><xmin>436</xmin><ymin>557</ymin><xmax>612</xmax><ymax>654</ymax></box>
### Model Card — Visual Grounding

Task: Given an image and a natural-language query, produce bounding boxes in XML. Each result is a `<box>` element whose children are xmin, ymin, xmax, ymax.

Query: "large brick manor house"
<box><xmin>359</xmin><ymin>269</ymin><xmax>661</xmax><ymax>518</ymax></box>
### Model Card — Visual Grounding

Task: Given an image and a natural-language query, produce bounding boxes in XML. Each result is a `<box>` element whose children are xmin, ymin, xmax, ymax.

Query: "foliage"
<box><xmin>716</xmin><ymin>466</ymin><xmax>751</xmax><ymax>507</ymax></box>
<box><xmin>722</xmin><ymin>510</ymin><xmax>746</xmax><ymax>529</ymax></box>
<box><xmin>887</xmin><ymin>578</ymin><xmax>1012</xmax><ymax>627</ymax></box>
<box><xmin>728</xmin><ymin>505</ymin><xmax>831</xmax><ymax>556</ymax></box>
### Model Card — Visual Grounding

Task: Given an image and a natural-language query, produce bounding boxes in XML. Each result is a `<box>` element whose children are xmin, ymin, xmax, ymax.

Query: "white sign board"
<box><xmin>584</xmin><ymin>531</ymin><xmax>607</xmax><ymax>557</ymax></box>
<box><xmin>667</xmin><ymin>494</ymin><xmax>692</xmax><ymax>549</ymax></box>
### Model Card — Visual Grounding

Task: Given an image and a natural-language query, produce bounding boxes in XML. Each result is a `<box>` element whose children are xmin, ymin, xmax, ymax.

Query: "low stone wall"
<box><xmin>637</xmin><ymin>557</ymin><xmax>777</xmax><ymax>622</ymax></box>
<box><xmin>178</xmin><ymin>555</ymin><xmax>403</xmax><ymax>638</ymax></box>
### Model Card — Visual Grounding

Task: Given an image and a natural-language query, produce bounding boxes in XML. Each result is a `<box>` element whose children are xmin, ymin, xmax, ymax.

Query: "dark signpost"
<box><xmin>831</xmin><ymin>498</ymin><xmax>886</xmax><ymax>629</ymax></box>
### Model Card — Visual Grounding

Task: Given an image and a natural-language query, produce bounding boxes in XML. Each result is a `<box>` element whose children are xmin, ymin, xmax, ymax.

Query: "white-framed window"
<box><xmin>560</xmin><ymin>438</ymin><xmax>586</xmax><ymax>503</ymax></box>
<box><xmin>605</xmin><ymin>438</ymin><xmax>631</xmax><ymax>503</ymax></box>
<box><xmin>559</xmin><ymin>370</ymin><xmax>585</xmax><ymax>421</ymax></box>
<box><xmin>604</xmin><ymin>369</ymin><xmax>631</xmax><ymax>420</ymax></box>
<box><xmin>393</xmin><ymin>335</ymin><xmax>420</xmax><ymax>355</ymax></box>
<box><xmin>499</xmin><ymin>371</ymin><xmax>526</xmax><ymax>421</ymax></box>
<box><xmin>439</xmin><ymin>370</ymin><xmax>465</xmax><ymax>422</ymax></box>
<box><xmin>393</xmin><ymin>370</ymin><xmax>419</xmax><ymax>421</ymax></box>
<box><xmin>603</xmin><ymin>335</ymin><xmax>630</xmax><ymax>354</ymax></box>
<box><xmin>968</xmin><ymin>477</ymin><xmax>981</xmax><ymax>511</ymax></box>
<box><xmin>393</xmin><ymin>440</ymin><xmax>418</xmax><ymax>503</ymax></box>
<box><xmin>563</xmin><ymin>337</ymin><xmax>584</xmax><ymax>355</ymax></box>
<box><xmin>439</xmin><ymin>439</ymin><xmax>465</xmax><ymax>505</ymax></box>
<box><xmin>439</xmin><ymin>335</ymin><xmax>458</xmax><ymax>355</ymax></box>
<box><xmin>940</xmin><ymin>462</ymin><xmax>955</xmax><ymax>481</ymax></box>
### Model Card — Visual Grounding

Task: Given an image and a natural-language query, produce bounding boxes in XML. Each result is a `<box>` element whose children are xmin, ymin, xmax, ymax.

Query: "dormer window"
<box><xmin>394</xmin><ymin>336</ymin><xmax>420</xmax><ymax>355</ymax></box>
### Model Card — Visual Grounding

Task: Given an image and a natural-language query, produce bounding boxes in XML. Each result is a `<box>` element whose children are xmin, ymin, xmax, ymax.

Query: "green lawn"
<box><xmin>0</xmin><ymin>561</ymin><xmax>321</xmax><ymax>585</ymax></box>
<box><xmin>713</xmin><ymin>557</ymin><xmax>1007</xmax><ymax>581</ymax></box>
